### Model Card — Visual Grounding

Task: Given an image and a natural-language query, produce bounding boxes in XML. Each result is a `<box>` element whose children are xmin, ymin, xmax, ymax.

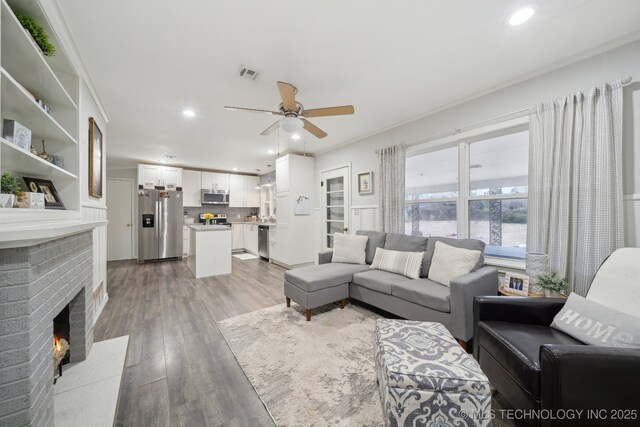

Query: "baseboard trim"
<box><xmin>93</xmin><ymin>293</ymin><xmax>109</xmax><ymax>325</ymax></box>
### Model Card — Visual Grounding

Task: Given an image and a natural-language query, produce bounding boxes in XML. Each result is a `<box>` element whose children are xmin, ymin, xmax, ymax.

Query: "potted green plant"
<box><xmin>15</xmin><ymin>12</ymin><xmax>55</xmax><ymax>57</ymax></box>
<box><xmin>537</xmin><ymin>272</ymin><xmax>568</xmax><ymax>298</ymax></box>
<box><xmin>1</xmin><ymin>172</ymin><xmax>21</xmax><ymax>208</ymax></box>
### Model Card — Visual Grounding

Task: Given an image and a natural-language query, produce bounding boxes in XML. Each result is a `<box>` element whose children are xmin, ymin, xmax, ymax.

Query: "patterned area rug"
<box><xmin>218</xmin><ymin>303</ymin><xmax>384</xmax><ymax>426</ymax></box>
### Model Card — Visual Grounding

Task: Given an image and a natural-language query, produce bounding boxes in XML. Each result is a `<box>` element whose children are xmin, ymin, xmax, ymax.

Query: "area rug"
<box><xmin>218</xmin><ymin>303</ymin><xmax>384</xmax><ymax>427</ymax></box>
<box><xmin>233</xmin><ymin>253</ymin><xmax>260</xmax><ymax>260</ymax></box>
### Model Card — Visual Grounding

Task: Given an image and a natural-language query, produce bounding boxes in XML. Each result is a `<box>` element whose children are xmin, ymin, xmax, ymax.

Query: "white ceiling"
<box><xmin>57</xmin><ymin>0</ymin><xmax>640</xmax><ymax>174</ymax></box>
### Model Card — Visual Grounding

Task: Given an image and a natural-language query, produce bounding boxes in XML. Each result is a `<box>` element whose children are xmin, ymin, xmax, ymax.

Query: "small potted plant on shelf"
<box><xmin>15</xmin><ymin>12</ymin><xmax>55</xmax><ymax>56</ymax></box>
<box><xmin>0</xmin><ymin>172</ymin><xmax>21</xmax><ymax>208</ymax></box>
<box><xmin>537</xmin><ymin>272</ymin><xmax>568</xmax><ymax>298</ymax></box>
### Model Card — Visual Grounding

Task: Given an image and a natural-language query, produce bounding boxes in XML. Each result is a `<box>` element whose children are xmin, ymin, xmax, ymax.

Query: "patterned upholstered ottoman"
<box><xmin>374</xmin><ymin>320</ymin><xmax>491</xmax><ymax>427</ymax></box>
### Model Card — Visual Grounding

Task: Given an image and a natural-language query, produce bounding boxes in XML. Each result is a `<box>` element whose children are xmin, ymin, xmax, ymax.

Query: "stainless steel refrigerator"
<box><xmin>138</xmin><ymin>189</ymin><xmax>183</xmax><ymax>262</ymax></box>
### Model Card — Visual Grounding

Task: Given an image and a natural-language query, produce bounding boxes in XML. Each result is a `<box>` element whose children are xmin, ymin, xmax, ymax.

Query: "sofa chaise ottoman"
<box><xmin>284</xmin><ymin>230</ymin><xmax>498</xmax><ymax>347</ymax></box>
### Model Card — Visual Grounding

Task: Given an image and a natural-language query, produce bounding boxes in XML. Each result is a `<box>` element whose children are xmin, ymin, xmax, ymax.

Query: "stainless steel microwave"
<box><xmin>201</xmin><ymin>190</ymin><xmax>229</xmax><ymax>205</ymax></box>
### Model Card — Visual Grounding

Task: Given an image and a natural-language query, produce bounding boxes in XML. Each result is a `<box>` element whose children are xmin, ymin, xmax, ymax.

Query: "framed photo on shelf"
<box><xmin>22</xmin><ymin>177</ymin><xmax>65</xmax><ymax>210</ymax></box>
<box><xmin>502</xmin><ymin>272</ymin><xmax>529</xmax><ymax>296</ymax></box>
<box><xmin>357</xmin><ymin>171</ymin><xmax>373</xmax><ymax>194</ymax></box>
<box><xmin>88</xmin><ymin>117</ymin><xmax>103</xmax><ymax>198</ymax></box>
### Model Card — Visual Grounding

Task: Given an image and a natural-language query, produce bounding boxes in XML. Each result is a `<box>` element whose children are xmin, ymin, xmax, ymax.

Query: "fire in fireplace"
<box><xmin>53</xmin><ymin>306</ymin><xmax>70</xmax><ymax>383</ymax></box>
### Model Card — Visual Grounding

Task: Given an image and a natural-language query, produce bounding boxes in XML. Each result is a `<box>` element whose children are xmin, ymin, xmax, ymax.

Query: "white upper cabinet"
<box><xmin>202</xmin><ymin>172</ymin><xmax>230</xmax><ymax>192</ymax></box>
<box><xmin>229</xmin><ymin>175</ymin><xmax>260</xmax><ymax>207</ymax></box>
<box><xmin>137</xmin><ymin>164</ymin><xmax>183</xmax><ymax>187</ymax></box>
<box><xmin>182</xmin><ymin>170</ymin><xmax>201</xmax><ymax>207</ymax></box>
<box><xmin>276</xmin><ymin>156</ymin><xmax>290</xmax><ymax>193</ymax></box>
<box><xmin>214</xmin><ymin>173</ymin><xmax>230</xmax><ymax>192</ymax></box>
<box><xmin>229</xmin><ymin>174</ymin><xmax>244</xmax><ymax>207</ymax></box>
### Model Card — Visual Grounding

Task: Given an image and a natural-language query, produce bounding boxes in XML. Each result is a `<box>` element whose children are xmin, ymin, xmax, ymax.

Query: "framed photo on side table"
<box><xmin>501</xmin><ymin>272</ymin><xmax>529</xmax><ymax>296</ymax></box>
<box><xmin>88</xmin><ymin>117</ymin><xmax>103</xmax><ymax>198</ymax></box>
<box><xmin>22</xmin><ymin>177</ymin><xmax>65</xmax><ymax>210</ymax></box>
<box><xmin>357</xmin><ymin>172</ymin><xmax>372</xmax><ymax>194</ymax></box>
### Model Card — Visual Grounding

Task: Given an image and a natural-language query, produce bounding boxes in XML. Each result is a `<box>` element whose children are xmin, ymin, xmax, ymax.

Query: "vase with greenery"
<box><xmin>1</xmin><ymin>172</ymin><xmax>21</xmax><ymax>208</ymax></box>
<box><xmin>15</xmin><ymin>12</ymin><xmax>55</xmax><ymax>56</ymax></box>
<box><xmin>537</xmin><ymin>272</ymin><xmax>568</xmax><ymax>298</ymax></box>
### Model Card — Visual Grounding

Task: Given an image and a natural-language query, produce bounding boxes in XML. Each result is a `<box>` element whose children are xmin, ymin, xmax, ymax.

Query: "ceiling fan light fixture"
<box><xmin>280</xmin><ymin>116</ymin><xmax>304</xmax><ymax>134</ymax></box>
<box><xmin>182</xmin><ymin>109</ymin><xmax>196</xmax><ymax>117</ymax></box>
<box><xmin>291</xmin><ymin>133</ymin><xmax>301</xmax><ymax>140</ymax></box>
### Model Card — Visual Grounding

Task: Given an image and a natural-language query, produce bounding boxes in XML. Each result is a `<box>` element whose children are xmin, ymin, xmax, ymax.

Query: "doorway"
<box><xmin>107</xmin><ymin>178</ymin><xmax>134</xmax><ymax>260</ymax></box>
<box><xmin>321</xmin><ymin>165</ymin><xmax>351</xmax><ymax>249</ymax></box>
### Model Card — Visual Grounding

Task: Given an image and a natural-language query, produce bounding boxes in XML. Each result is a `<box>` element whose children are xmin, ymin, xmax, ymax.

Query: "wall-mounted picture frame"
<box><xmin>88</xmin><ymin>117</ymin><xmax>103</xmax><ymax>199</ymax></box>
<box><xmin>502</xmin><ymin>272</ymin><xmax>529</xmax><ymax>296</ymax></box>
<box><xmin>357</xmin><ymin>171</ymin><xmax>373</xmax><ymax>194</ymax></box>
<box><xmin>22</xmin><ymin>177</ymin><xmax>65</xmax><ymax>210</ymax></box>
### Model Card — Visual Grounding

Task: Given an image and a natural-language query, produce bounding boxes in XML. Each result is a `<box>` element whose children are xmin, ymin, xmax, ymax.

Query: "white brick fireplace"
<box><xmin>0</xmin><ymin>231</ymin><xmax>94</xmax><ymax>426</ymax></box>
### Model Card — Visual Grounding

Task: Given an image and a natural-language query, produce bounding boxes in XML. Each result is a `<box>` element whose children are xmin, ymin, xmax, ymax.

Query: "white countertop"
<box><xmin>188</xmin><ymin>224</ymin><xmax>232</xmax><ymax>232</ymax></box>
<box><xmin>229</xmin><ymin>222</ymin><xmax>276</xmax><ymax>227</ymax></box>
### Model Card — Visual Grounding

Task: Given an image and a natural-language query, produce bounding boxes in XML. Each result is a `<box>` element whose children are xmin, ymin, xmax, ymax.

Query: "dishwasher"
<box><xmin>258</xmin><ymin>225</ymin><xmax>269</xmax><ymax>260</ymax></box>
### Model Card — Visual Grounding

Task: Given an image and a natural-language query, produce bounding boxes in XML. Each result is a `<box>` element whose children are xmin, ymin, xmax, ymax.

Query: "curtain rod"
<box><xmin>407</xmin><ymin>75</ymin><xmax>633</xmax><ymax>148</ymax></box>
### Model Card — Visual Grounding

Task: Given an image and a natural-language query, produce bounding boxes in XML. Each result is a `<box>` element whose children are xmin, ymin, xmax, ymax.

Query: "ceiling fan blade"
<box><xmin>277</xmin><ymin>81</ymin><xmax>297</xmax><ymax>111</ymax></box>
<box><xmin>260</xmin><ymin>121</ymin><xmax>280</xmax><ymax>136</ymax></box>
<box><xmin>302</xmin><ymin>105</ymin><xmax>354</xmax><ymax>118</ymax></box>
<box><xmin>224</xmin><ymin>106</ymin><xmax>283</xmax><ymax>116</ymax></box>
<box><xmin>301</xmin><ymin>118</ymin><xmax>328</xmax><ymax>139</ymax></box>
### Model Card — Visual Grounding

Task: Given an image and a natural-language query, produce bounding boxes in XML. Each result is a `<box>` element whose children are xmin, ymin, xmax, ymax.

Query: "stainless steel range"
<box><xmin>199</xmin><ymin>213</ymin><xmax>231</xmax><ymax>227</ymax></box>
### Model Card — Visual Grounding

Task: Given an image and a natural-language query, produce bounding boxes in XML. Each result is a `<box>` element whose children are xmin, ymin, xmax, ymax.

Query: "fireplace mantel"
<box><xmin>0</xmin><ymin>219</ymin><xmax>107</xmax><ymax>249</ymax></box>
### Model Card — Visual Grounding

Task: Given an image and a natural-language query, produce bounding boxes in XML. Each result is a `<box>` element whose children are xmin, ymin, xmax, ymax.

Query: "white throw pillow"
<box><xmin>331</xmin><ymin>233</ymin><xmax>368</xmax><ymax>265</ymax></box>
<box><xmin>428</xmin><ymin>241</ymin><xmax>482</xmax><ymax>286</ymax></box>
<box><xmin>551</xmin><ymin>293</ymin><xmax>640</xmax><ymax>348</ymax></box>
<box><xmin>370</xmin><ymin>247</ymin><xmax>424</xmax><ymax>279</ymax></box>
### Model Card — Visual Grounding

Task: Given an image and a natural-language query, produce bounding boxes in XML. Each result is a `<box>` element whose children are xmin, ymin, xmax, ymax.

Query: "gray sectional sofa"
<box><xmin>284</xmin><ymin>230</ymin><xmax>498</xmax><ymax>346</ymax></box>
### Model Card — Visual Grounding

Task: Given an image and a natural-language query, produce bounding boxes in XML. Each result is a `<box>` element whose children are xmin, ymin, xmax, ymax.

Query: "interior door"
<box><xmin>107</xmin><ymin>178</ymin><xmax>133</xmax><ymax>260</ymax></box>
<box><xmin>321</xmin><ymin>166</ymin><xmax>350</xmax><ymax>249</ymax></box>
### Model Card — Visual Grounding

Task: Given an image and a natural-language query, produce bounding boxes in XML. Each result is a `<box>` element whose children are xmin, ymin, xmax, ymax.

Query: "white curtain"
<box><xmin>527</xmin><ymin>79</ymin><xmax>624</xmax><ymax>296</ymax></box>
<box><xmin>378</xmin><ymin>144</ymin><xmax>406</xmax><ymax>233</ymax></box>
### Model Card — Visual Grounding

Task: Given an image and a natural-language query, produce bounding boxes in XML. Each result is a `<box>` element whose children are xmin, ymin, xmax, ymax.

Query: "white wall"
<box><xmin>315</xmin><ymin>38</ymin><xmax>640</xmax><ymax>247</ymax></box>
<box><xmin>79</xmin><ymin>80</ymin><xmax>109</xmax><ymax>322</ymax></box>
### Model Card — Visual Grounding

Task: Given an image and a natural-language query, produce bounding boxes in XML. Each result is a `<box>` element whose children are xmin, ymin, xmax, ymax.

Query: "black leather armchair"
<box><xmin>473</xmin><ymin>296</ymin><xmax>640</xmax><ymax>426</ymax></box>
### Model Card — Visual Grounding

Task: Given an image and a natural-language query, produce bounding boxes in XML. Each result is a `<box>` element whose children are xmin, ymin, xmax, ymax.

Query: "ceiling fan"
<box><xmin>224</xmin><ymin>81</ymin><xmax>354</xmax><ymax>139</ymax></box>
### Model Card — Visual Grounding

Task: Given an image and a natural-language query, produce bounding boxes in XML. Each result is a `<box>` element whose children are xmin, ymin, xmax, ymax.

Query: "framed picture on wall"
<box><xmin>358</xmin><ymin>172</ymin><xmax>373</xmax><ymax>194</ymax></box>
<box><xmin>88</xmin><ymin>117</ymin><xmax>103</xmax><ymax>198</ymax></box>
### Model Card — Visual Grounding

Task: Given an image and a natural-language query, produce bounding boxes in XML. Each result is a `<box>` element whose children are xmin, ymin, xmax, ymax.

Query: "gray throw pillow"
<box><xmin>422</xmin><ymin>236</ymin><xmax>485</xmax><ymax>278</ymax></box>
<box><xmin>551</xmin><ymin>293</ymin><xmax>640</xmax><ymax>348</ymax></box>
<box><xmin>384</xmin><ymin>233</ymin><xmax>428</xmax><ymax>252</ymax></box>
<box><xmin>356</xmin><ymin>230</ymin><xmax>386</xmax><ymax>264</ymax></box>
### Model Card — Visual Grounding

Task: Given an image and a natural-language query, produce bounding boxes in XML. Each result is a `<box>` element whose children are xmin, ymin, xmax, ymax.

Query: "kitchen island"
<box><xmin>187</xmin><ymin>224</ymin><xmax>232</xmax><ymax>278</ymax></box>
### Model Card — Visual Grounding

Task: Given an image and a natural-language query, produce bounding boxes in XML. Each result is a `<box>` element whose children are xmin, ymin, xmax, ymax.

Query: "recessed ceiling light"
<box><xmin>291</xmin><ymin>133</ymin><xmax>301</xmax><ymax>140</ymax></box>
<box><xmin>182</xmin><ymin>109</ymin><xmax>196</xmax><ymax>117</ymax></box>
<box><xmin>232</xmin><ymin>167</ymin><xmax>238</xmax><ymax>171</ymax></box>
<box><xmin>267</xmin><ymin>149</ymin><xmax>275</xmax><ymax>154</ymax></box>
<box><xmin>508</xmin><ymin>7</ymin><xmax>535</xmax><ymax>26</ymax></box>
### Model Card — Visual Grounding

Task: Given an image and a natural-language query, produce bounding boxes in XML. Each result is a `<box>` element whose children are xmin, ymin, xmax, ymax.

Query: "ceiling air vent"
<box><xmin>239</xmin><ymin>65</ymin><xmax>261</xmax><ymax>81</ymax></box>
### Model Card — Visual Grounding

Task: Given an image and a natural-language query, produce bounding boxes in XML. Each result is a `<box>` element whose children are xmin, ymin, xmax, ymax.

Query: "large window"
<box><xmin>405</xmin><ymin>129</ymin><xmax>529</xmax><ymax>260</ymax></box>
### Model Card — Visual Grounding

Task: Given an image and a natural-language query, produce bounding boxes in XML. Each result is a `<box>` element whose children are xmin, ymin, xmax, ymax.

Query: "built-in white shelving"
<box><xmin>0</xmin><ymin>0</ymin><xmax>80</xmax><ymax>218</ymax></box>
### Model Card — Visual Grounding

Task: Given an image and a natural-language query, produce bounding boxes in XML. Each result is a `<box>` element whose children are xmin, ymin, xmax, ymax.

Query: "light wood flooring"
<box><xmin>94</xmin><ymin>257</ymin><xmax>285</xmax><ymax>427</ymax></box>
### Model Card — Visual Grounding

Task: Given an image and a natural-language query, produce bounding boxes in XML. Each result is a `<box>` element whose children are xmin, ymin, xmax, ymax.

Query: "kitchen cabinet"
<box><xmin>182</xmin><ymin>170</ymin><xmax>202</xmax><ymax>207</ymax></box>
<box><xmin>232</xmin><ymin>224</ymin><xmax>244</xmax><ymax>250</ymax></box>
<box><xmin>260</xmin><ymin>185</ymin><xmax>276</xmax><ymax>217</ymax></box>
<box><xmin>275</xmin><ymin>156</ymin><xmax>290</xmax><ymax>193</ymax></box>
<box><xmin>137</xmin><ymin>164</ymin><xmax>183</xmax><ymax>187</ymax></box>
<box><xmin>229</xmin><ymin>175</ymin><xmax>260</xmax><ymax>207</ymax></box>
<box><xmin>271</xmin><ymin>154</ymin><xmax>314</xmax><ymax>268</ymax></box>
<box><xmin>202</xmin><ymin>172</ymin><xmax>230</xmax><ymax>192</ymax></box>
<box><xmin>243</xmin><ymin>224</ymin><xmax>259</xmax><ymax>255</ymax></box>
